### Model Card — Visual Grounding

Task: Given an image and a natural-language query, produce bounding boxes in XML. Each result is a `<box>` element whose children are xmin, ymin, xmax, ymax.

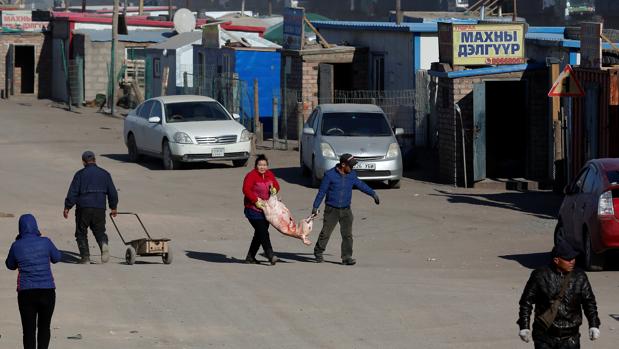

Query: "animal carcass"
<box><xmin>261</xmin><ymin>194</ymin><xmax>315</xmax><ymax>245</ymax></box>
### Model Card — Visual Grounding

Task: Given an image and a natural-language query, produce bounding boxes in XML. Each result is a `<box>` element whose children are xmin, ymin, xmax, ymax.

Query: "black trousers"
<box><xmin>75</xmin><ymin>207</ymin><xmax>108</xmax><ymax>256</ymax></box>
<box><xmin>534</xmin><ymin>334</ymin><xmax>580</xmax><ymax>349</ymax></box>
<box><xmin>314</xmin><ymin>206</ymin><xmax>354</xmax><ymax>260</ymax></box>
<box><xmin>18</xmin><ymin>289</ymin><xmax>56</xmax><ymax>349</ymax></box>
<box><xmin>247</xmin><ymin>218</ymin><xmax>274</xmax><ymax>259</ymax></box>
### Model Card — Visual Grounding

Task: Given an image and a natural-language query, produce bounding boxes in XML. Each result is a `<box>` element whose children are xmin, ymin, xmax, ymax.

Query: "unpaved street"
<box><xmin>0</xmin><ymin>99</ymin><xmax>617</xmax><ymax>348</ymax></box>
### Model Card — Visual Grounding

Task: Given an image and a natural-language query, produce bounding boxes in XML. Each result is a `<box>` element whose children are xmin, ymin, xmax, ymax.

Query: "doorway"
<box><xmin>15</xmin><ymin>45</ymin><xmax>36</xmax><ymax>94</ymax></box>
<box><xmin>485</xmin><ymin>80</ymin><xmax>528</xmax><ymax>178</ymax></box>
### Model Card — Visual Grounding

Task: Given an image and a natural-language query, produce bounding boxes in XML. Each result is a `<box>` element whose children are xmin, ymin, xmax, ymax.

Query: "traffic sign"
<box><xmin>548</xmin><ymin>65</ymin><xmax>585</xmax><ymax>97</ymax></box>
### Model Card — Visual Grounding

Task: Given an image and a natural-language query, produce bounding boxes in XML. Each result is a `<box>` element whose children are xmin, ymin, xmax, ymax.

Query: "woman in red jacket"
<box><xmin>242</xmin><ymin>154</ymin><xmax>280</xmax><ymax>265</ymax></box>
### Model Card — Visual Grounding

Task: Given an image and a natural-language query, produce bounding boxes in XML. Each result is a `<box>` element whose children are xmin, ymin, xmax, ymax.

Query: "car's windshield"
<box><xmin>321</xmin><ymin>112</ymin><xmax>392</xmax><ymax>137</ymax></box>
<box><xmin>165</xmin><ymin>101</ymin><xmax>231</xmax><ymax>123</ymax></box>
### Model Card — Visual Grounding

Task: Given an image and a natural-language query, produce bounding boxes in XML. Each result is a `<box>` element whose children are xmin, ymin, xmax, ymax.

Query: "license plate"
<box><xmin>354</xmin><ymin>162</ymin><xmax>376</xmax><ymax>171</ymax></box>
<box><xmin>212</xmin><ymin>148</ymin><xmax>225</xmax><ymax>157</ymax></box>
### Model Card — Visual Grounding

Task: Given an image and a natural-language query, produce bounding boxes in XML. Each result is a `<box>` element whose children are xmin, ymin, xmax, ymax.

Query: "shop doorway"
<box><xmin>14</xmin><ymin>45</ymin><xmax>36</xmax><ymax>94</ymax></box>
<box><xmin>473</xmin><ymin>80</ymin><xmax>528</xmax><ymax>180</ymax></box>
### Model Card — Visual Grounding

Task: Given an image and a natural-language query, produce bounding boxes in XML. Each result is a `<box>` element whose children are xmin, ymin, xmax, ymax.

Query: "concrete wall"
<box><xmin>318</xmin><ymin>28</ymin><xmax>414</xmax><ymax>90</ymax></box>
<box><xmin>437</xmin><ymin>69</ymin><xmax>550</xmax><ymax>186</ymax></box>
<box><xmin>0</xmin><ymin>32</ymin><xmax>50</xmax><ymax>98</ymax></box>
<box><xmin>83</xmin><ymin>38</ymin><xmax>124</xmax><ymax>102</ymax></box>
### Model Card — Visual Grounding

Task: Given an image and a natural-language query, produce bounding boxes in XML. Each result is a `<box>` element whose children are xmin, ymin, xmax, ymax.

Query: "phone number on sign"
<box><xmin>485</xmin><ymin>57</ymin><xmax>527</xmax><ymax>65</ymax></box>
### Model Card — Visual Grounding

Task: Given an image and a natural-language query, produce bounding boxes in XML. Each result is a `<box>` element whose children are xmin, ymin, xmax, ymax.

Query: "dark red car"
<box><xmin>555</xmin><ymin>158</ymin><xmax>619</xmax><ymax>271</ymax></box>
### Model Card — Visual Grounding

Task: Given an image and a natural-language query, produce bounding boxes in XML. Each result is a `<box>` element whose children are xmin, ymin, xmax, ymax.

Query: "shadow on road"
<box><xmin>60</xmin><ymin>250</ymin><xmax>81</xmax><ymax>264</ymax></box>
<box><xmin>271</xmin><ymin>252</ymin><xmax>317</xmax><ymax>263</ymax></box>
<box><xmin>185</xmin><ymin>251</ymin><xmax>242</xmax><ymax>263</ymax></box>
<box><xmin>431</xmin><ymin>189</ymin><xmax>563</xmax><ymax>220</ymax></box>
<box><xmin>499</xmin><ymin>252</ymin><xmax>552</xmax><ymax>269</ymax></box>
<box><xmin>101</xmin><ymin>154</ymin><xmax>236</xmax><ymax>171</ymax></box>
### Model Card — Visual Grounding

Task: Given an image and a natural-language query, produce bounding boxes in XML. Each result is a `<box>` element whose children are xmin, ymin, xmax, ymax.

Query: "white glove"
<box><xmin>518</xmin><ymin>329</ymin><xmax>531</xmax><ymax>343</ymax></box>
<box><xmin>589</xmin><ymin>327</ymin><xmax>600</xmax><ymax>340</ymax></box>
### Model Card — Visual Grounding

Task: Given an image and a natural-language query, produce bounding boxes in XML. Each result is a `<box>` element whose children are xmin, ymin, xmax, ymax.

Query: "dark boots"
<box><xmin>77</xmin><ymin>240</ymin><xmax>90</xmax><ymax>264</ymax></box>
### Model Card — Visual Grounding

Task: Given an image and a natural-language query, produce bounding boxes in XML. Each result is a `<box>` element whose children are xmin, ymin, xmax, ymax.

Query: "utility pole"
<box><xmin>268</xmin><ymin>0</ymin><xmax>273</xmax><ymax>16</ymax></box>
<box><xmin>81</xmin><ymin>0</ymin><xmax>85</xmax><ymax>13</ymax></box>
<box><xmin>241</xmin><ymin>0</ymin><xmax>245</xmax><ymax>16</ymax></box>
<box><xmin>395</xmin><ymin>0</ymin><xmax>402</xmax><ymax>25</ymax></box>
<box><xmin>138</xmin><ymin>0</ymin><xmax>143</xmax><ymax>15</ymax></box>
<box><xmin>111</xmin><ymin>0</ymin><xmax>119</xmax><ymax>116</ymax></box>
<box><xmin>168</xmin><ymin>0</ymin><xmax>173</xmax><ymax>20</ymax></box>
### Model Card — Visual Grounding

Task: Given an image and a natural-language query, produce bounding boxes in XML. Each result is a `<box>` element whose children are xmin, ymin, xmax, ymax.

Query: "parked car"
<box><xmin>299</xmin><ymin>104</ymin><xmax>404</xmax><ymax>188</ymax></box>
<box><xmin>555</xmin><ymin>158</ymin><xmax>619</xmax><ymax>270</ymax></box>
<box><xmin>123</xmin><ymin>95</ymin><xmax>251</xmax><ymax>170</ymax></box>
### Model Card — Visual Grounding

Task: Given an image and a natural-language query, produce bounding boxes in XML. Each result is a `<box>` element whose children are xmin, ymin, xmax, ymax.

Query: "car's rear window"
<box><xmin>165</xmin><ymin>102</ymin><xmax>231</xmax><ymax>123</ymax></box>
<box><xmin>321</xmin><ymin>112</ymin><xmax>392</xmax><ymax>137</ymax></box>
<box><xmin>607</xmin><ymin>171</ymin><xmax>619</xmax><ymax>185</ymax></box>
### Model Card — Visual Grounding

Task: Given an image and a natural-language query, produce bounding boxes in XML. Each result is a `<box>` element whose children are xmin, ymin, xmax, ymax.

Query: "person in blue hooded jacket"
<box><xmin>311</xmin><ymin>154</ymin><xmax>380</xmax><ymax>265</ymax></box>
<box><xmin>5</xmin><ymin>214</ymin><xmax>61</xmax><ymax>349</ymax></box>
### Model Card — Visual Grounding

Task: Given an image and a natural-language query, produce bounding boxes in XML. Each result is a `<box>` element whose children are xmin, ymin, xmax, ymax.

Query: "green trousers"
<box><xmin>314</xmin><ymin>206</ymin><xmax>354</xmax><ymax>260</ymax></box>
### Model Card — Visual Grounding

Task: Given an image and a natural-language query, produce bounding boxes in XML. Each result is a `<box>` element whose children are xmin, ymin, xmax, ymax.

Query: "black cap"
<box><xmin>552</xmin><ymin>240</ymin><xmax>579</xmax><ymax>260</ymax></box>
<box><xmin>339</xmin><ymin>153</ymin><xmax>358</xmax><ymax>167</ymax></box>
<box><xmin>81</xmin><ymin>151</ymin><xmax>96</xmax><ymax>162</ymax></box>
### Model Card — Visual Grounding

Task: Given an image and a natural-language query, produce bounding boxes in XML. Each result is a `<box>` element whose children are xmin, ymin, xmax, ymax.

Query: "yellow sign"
<box><xmin>451</xmin><ymin>24</ymin><xmax>526</xmax><ymax>65</ymax></box>
<box><xmin>548</xmin><ymin>65</ymin><xmax>585</xmax><ymax>97</ymax></box>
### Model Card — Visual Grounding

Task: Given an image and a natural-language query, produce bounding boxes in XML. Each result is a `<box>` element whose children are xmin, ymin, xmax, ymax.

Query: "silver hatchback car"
<box><xmin>300</xmin><ymin>104</ymin><xmax>404</xmax><ymax>188</ymax></box>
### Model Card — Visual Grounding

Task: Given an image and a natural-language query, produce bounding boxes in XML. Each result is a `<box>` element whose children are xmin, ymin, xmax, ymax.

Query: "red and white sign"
<box><xmin>548</xmin><ymin>65</ymin><xmax>585</xmax><ymax>97</ymax></box>
<box><xmin>1</xmin><ymin>11</ymin><xmax>48</xmax><ymax>32</ymax></box>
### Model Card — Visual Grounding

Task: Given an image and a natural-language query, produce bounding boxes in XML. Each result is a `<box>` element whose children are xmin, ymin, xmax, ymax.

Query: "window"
<box><xmin>150</xmin><ymin>101</ymin><xmax>163</xmax><ymax>118</ymax></box>
<box><xmin>573</xmin><ymin>168</ymin><xmax>590</xmax><ymax>193</ymax></box>
<box><xmin>165</xmin><ymin>101</ymin><xmax>231</xmax><ymax>123</ymax></box>
<box><xmin>306</xmin><ymin>110</ymin><xmax>317</xmax><ymax>129</ymax></box>
<box><xmin>126</xmin><ymin>47</ymin><xmax>147</xmax><ymax>60</ymax></box>
<box><xmin>138</xmin><ymin>101</ymin><xmax>154</xmax><ymax>119</ymax></box>
<box><xmin>606</xmin><ymin>171</ymin><xmax>619</xmax><ymax>185</ymax></box>
<box><xmin>321</xmin><ymin>112</ymin><xmax>392</xmax><ymax>137</ymax></box>
<box><xmin>582</xmin><ymin>167</ymin><xmax>597</xmax><ymax>193</ymax></box>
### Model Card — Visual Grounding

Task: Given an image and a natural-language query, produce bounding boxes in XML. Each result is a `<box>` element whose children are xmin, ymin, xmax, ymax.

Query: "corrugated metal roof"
<box><xmin>74</xmin><ymin>28</ymin><xmax>173</xmax><ymax>43</ymax></box>
<box><xmin>312</xmin><ymin>20</ymin><xmax>438</xmax><ymax>33</ymax></box>
<box><xmin>150</xmin><ymin>31</ymin><xmax>202</xmax><ymax>49</ymax></box>
<box><xmin>526</xmin><ymin>32</ymin><xmax>619</xmax><ymax>49</ymax></box>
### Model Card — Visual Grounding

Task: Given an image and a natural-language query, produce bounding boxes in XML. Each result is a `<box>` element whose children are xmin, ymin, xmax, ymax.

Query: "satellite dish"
<box><xmin>173</xmin><ymin>8</ymin><xmax>196</xmax><ymax>34</ymax></box>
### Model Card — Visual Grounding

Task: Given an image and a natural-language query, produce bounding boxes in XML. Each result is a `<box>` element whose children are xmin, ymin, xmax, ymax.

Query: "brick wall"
<box><xmin>0</xmin><ymin>33</ymin><xmax>48</xmax><ymax>98</ymax></box>
<box><xmin>438</xmin><ymin>69</ymin><xmax>550</xmax><ymax>186</ymax></box>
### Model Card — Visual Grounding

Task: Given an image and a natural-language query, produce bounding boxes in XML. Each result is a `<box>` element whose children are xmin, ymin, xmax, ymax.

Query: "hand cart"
<box><xmin>109</xmin><ymin>212</ymin><xmax>172</xmax><ymax>265</ymax></box>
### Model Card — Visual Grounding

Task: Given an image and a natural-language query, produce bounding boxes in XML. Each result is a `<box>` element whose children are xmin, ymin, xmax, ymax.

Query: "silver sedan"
<box><xmin>300</xmin><ymin>104</ymin><xmax>404</xmax><ymax>189</ymax></box>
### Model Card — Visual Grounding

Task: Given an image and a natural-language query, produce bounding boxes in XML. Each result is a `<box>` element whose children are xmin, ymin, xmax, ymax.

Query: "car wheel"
<box><xmin>127</xmin><ymin>134</ymin><xmax>141</xmax><ymax>162</ymax></box>
<box><xmin>311</xmin><ymin>158</ymin><xmax>321</xmax><ymax>188</ymax></box>
<box><xmin>125</xmin><ymin>246</ymin><xmax>136</xmax><ymax>265</ymax></box>
<box><xmin>553</xmin><ymin>222</ymin><xmax>566</xmax><ymax>247</ymax></box>
<box><xmin>162</xmin><ymin>140</ymin><xmax>180</xmax><ymax>170</ymax></box>
<box><xmin>232</xmin><ymin>159</ymin><xmax>248</xmax><ymax>167</ymax></box>
<box><xmin>583</xmin><ymin>230</ymin><xmax>604</xmax><ymax>271</ymax></box>
<box><xmin>388</xmin><ymin>180</ymin><xmax>401</xmax><ymax>189</ymax></box>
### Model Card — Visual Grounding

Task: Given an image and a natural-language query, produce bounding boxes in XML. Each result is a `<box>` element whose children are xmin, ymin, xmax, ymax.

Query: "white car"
<box><xmin>123</xmin><ymin>95</ymin><xmax>251</xmax><ymax>170</ymax></box>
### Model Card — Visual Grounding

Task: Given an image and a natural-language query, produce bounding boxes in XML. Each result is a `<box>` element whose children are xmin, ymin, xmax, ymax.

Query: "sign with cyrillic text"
<box><xmin>439</xmin><ymin>23</ymin><xmax>526</xmax><ymax>66</ymax></box>
<box><xmin>1</xmin><ymin>11</ymin><xmax>48</xmax><ymax>32</ymax></box>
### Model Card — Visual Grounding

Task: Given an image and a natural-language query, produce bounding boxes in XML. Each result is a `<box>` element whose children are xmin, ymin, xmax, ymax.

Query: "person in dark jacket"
<box><xmin>242</xmin><ymin>154</ymin><xmax>281</xmax><ymax>265</ymax></box>
<box><xmin>5</xmin><ymin>214</ymin><xmax>61</xmax><ymax>349</ymax></box>
<box><xmin>311</xmin><ymin>154</ymin><xmax>379</xmax><ymax>265</ymax></box>
<box><xmin>63</xmin><ymin>151</ymin><xmax>118</xmax><ymax>264</ymax></box>
<box><xmin>517</xmin><ymin>240</ymin><xmax>601</xmax><ymax>348</ymax></box>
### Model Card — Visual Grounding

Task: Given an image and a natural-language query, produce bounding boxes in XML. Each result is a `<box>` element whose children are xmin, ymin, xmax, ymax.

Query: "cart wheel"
<box><xmin>162</xmin><ymin>248</ymin><xmax>173</xmax><ymax>265</ymax></box>
<box><xmin>125</xmin><ymin>246</ymin><xmax>136</xmax><ymax>265</ymax></box>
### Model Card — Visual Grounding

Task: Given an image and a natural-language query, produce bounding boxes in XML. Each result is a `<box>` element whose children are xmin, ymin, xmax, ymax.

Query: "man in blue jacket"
<box><xmin>64</xmin><ymin>151</ymin><xmax>118</xmax><ymax>264</ymax></box>
<box><xmin>311</xmin><ymin>154</ymin><xmax>379</xmax><ymax>265</ymax></box>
